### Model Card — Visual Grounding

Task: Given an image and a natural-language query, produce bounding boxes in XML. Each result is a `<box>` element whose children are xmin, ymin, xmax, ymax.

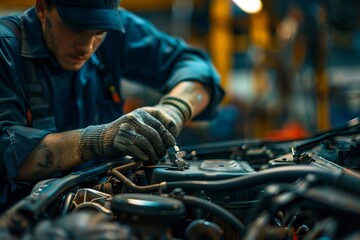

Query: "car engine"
<box><xmin>0</xmin><ymin>118</ymin><xmax>359</xmax><ymax>240</ymax></box>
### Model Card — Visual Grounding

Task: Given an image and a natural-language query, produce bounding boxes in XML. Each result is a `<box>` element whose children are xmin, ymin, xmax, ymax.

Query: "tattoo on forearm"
<box><xmin>33</xmin><ymin>142</ymin><xmax>61</xmax><ymax>179</ymax></box>
<box><xmin>38</xmin><ymin>143</ymin><xmax>54</xmax><ymax>169</ymax></box>
<box><xmin>182</xmin><ymin>85</ymin><xmax>204</xmax><ymax>106</ymax></box>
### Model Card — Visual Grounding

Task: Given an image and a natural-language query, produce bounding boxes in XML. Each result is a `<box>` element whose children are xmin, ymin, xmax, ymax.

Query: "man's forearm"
<box><xmin>16</xmin><ymin>81</ymin><xmax>210</xmax><ymax>181</ymax></box>
<box><xmin>17</xmin><ymin>130</ymin><xmax>82</xmax><ymax>181</ymax></box>
<box><xmin>166</xmin><ymin>81</ymin><xmax>211</xmax><ymax>118</ymax></box>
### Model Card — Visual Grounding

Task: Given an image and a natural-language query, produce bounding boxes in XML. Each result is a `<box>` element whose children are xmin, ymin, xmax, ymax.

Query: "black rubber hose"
<box><xmin>165</xmin><ymin>165</ymin><xmax>338</xmax><ymax>191</ymax></box>
<box><xmin>185</xmin><ymin>219</ymin><xmax>224</xmax><ymax>240</ymax></box>
<box><xmin>179</xmin><ymin>195</ymin><xmax>245</xmax><ymax>236</ymax></box>
<box><xmin>113</xmin><ymin>165</ymin><xmax>360</xmax><ymax>196</ymax></box>
<box><xmin>293</xmin><ymin>129</ymin><xmax>360</xmax><ymax>153</ymax></box>
<box><xmin>13</xmin><ymin>161</ymin><xmax>115</xmax><ymax>217</ymax></box>
<box><xmin>1</xmin><ymin>161</ymin><xmax>123</xmax><ymax>235</ymax></box>
<box><xmin>335</xmin><ymin>167</ymin><xmax>360</xmax><ymax>194</ymax></box>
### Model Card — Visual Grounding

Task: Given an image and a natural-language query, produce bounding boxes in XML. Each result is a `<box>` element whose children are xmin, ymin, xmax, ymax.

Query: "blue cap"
<box><xmin>49</xmin><ymin>0</ymin><xmax>125</xmax><ymax>32</ymax></box>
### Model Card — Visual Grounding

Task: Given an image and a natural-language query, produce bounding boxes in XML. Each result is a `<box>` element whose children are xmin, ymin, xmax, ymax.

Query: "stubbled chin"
<box><xmin>60</xmin><ymin>61</ymin><xmax>85</xmax><ymax>71</ymax></box>
<box><xmin>65</xmin><ymin>65</ymin><xmax>83</xmax><ymax>71</ymax></box>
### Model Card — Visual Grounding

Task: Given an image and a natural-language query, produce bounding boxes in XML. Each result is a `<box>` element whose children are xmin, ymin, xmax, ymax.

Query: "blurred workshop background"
<box><xmin>1</xmin><ymin>0</ymin><xmax>359</xmax><ymax>145</ymax></box>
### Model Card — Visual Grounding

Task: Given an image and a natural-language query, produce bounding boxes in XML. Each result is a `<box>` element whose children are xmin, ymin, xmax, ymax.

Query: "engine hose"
<box><xmin>61</xmin><ymin>192</ymin><xmax>76</xmax><ymax>215</ymax></box>
<box><xmin>335</xmin><ymin>167</ymin><xmax>360</xmax><ymax>194</ymax></box>
<box><xmin>165</xmin><ymin>165</ymin><xmax>342</xmax><ymax>191</ymax></box>
<box><xmin>176</xmin><ymin>195</ymin><xmax>245</xmax><ymax>236</ymax></box>
<box><xmin>110</xmin><ymin>169</ymin><xmax>164</xmax><ymax>193</ymax></box>
<box><xmin>185</xmin><ymin>219</ymin><xmax>224</xmax><ymax>240</ymax></box>
<box><xmin>0</xmin><ymin>161</ymin><xmax>121</xmax><ymax>236</ymax></box>
<box><xmin>114</xmin><ymin>161</ymin><xmax>142</xmax><ymax>172</ymax></box>
<box><xmin>293</xmin><ymin>129</ymin><xmax>360</xmax><ymax>153</ymax></box>
<box><xmin>112</xmin><ymin>165</ymin><xmax>360</xmax><ymax>195</ymax></box>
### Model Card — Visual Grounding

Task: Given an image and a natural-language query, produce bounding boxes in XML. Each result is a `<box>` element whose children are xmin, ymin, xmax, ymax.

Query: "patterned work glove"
<box><xmin>79</xmin><ymin>95</ymin><xmax>192</xmax><ymax>164</ymax></box>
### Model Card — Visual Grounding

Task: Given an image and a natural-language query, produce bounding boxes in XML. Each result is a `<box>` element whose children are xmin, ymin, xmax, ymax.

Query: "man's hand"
<box><xmin>18</xmin><ymin>82</ymin><xmax>209</xmax><ymax>181</ymax></box>
<box><xmin>79</xmin><ymin>96</ymin><xmax>193</xmax><ymax>164</ymax></box>
<box><xmin>79</xmin><ymin>109</ymin><xmax>175</xmax><ymax>164</ymax></box>
<box><xmin>142</xmin><ymin>95</ymin><xmax>193</xmax><ymax>137</ymax></box>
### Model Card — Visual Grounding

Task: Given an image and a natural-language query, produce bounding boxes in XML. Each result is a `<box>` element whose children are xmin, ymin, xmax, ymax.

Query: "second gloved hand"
<box><xmin>79</xmin><ymin>95</ymin><xmax>193</xmax><ymax>164</ymax></box>
<box><xmin>141</xmin><ymin>95</ymin><xmax>193</xmax><ymax>138</ymax></box>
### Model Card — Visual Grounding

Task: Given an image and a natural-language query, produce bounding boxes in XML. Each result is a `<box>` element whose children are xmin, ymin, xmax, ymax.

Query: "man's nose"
<box><xmin>75</xmin><ymin>34</ymin><xmax>96</xmax><ymax>54</ymax></box>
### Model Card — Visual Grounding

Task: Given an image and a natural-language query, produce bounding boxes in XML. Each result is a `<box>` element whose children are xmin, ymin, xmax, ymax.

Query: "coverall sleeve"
<box><xmin>99</xmin><ymin>9</ymin><xmax>225</xmax><ymax>120</ymax></box>
<box><xmin>0</xmin><ymin>32</ymin><xmax>50</xmax><ymax>183</ymax></box>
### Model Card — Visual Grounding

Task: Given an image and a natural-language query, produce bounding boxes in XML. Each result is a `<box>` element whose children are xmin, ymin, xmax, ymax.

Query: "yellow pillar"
<box><xmin>209</xmin><ymin>0</ymin><xmax>233</xmax><ymax>103</ymax></box>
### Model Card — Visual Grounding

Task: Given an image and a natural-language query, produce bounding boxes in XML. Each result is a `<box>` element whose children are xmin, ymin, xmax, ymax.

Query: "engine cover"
<box><xmin>150</xmin><ymin>159</ymin><xmax>255</xmax><ymax>183</ymax></box>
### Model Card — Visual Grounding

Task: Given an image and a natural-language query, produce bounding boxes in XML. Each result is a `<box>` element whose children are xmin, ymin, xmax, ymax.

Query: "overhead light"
<box><xmin>232</xmin><ymin>0</ymin><xmax>263</xmax><ymax>14</ymax></box>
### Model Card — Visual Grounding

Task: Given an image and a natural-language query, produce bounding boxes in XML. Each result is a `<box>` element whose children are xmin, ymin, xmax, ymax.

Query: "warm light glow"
<box><xmin>232</xmin><ymin>0</ymin><xmax>263</xmax><ymax>14</ymax></box>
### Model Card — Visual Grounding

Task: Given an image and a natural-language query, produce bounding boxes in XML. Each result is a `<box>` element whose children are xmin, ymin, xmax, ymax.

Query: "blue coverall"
<box><xmin>0</xmin><ymin>7</ymin><xmax>224</xmax><ymax>211</ymax></box>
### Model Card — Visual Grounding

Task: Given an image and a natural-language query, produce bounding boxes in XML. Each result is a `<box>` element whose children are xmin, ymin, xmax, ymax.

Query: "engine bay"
<box><xmin>0</xmin><ymin>118</ymin><xmax>359</xmax><ymax>240</ymax></box>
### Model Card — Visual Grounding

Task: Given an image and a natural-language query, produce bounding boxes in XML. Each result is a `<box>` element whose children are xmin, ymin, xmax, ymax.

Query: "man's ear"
<box><xmin>35</xmin><ymin>0</ymin><xmax>47</xmax><ymax>22</ymax></box>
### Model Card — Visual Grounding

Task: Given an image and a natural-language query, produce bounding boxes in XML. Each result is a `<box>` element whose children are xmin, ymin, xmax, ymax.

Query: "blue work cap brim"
<box><xmin>55</xmin><ymin>5</ymin><xmax>125</xmax><ymax>32</ymax></box>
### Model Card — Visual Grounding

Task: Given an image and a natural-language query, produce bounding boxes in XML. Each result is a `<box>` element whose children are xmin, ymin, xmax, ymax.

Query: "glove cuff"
<box><xmin>79</xmin><ymin>125</ymin><xmax>106</xmax><ymax>161</ymax></box>
<box><xmin>159</xmin><ymin>95</ymin><xmax>193</xmax><ymax>123</ymax></box>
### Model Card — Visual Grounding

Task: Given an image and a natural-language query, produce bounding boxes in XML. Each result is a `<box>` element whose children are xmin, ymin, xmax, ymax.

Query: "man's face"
<box><xmin>37</xmin><ymin>3</ymin><xmax>107</xmax><ymax>71</ymax></box>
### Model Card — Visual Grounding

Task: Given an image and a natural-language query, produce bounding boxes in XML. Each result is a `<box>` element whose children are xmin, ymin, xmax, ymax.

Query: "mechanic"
<box><xmin>0</xmin><ymin>0</ymin><xmax>224</xmax><ymax>210</ymax></box>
